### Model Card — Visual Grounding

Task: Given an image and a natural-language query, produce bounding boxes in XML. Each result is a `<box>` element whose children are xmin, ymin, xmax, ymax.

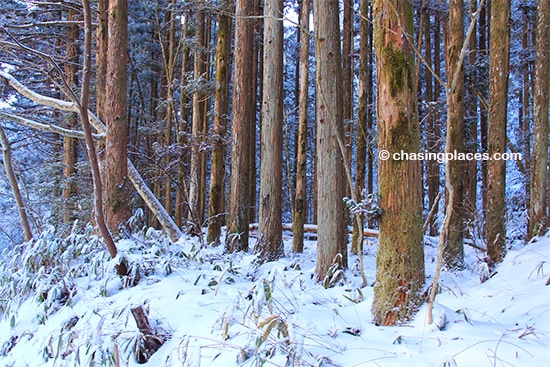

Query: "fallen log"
<box><xmin>249</xmin><ymin>223</ymin><xmax>379</xmax><ymax>238</ymax></box>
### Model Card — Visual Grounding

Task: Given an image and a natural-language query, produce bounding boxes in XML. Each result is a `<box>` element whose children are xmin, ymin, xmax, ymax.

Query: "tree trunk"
<box><xmin>207</xmin><ymin>0</ymin><xmax>233</xmax><ymax>246</ymax></box>
<box><xmin>82</xmin><ymin>0</ymin><xmax>126</xmax><ymax>276</ymax></box>
<box><xmin>529</xmin><ymin>0</ymin><xmax>550</xmax><ymax>238</ymax></box>
<box><xmin>62</xmin><ymin>7</ymin><xmax>80</xmax><ymax>225</ymax></box>
<box><xmin>226</xmin><ymin>0</ymin><xmax>255</xmax><ymax>253</ymax></box>
<box><xmin>96</xmin><ymin>0</ymin><xmax>108</xmax><ymax>121</ymax></box>
<box><xmin>104</xmin><ymin>0</ymin><xmax>131</xmax><ymax>235</ymax></box>
<box><xmin>292</xmin><ymin>0</ymin><xmax>310</xmax><ymax>254</ymax></box>
<box><xmin>162</xmin><ymin>0</ymin><xmax>178</xmax><ymax>219</ymax></box>
<box><xmin>442</xmin><ymin>0</ymin><xmax>465</xmax><ymax>270</ymax></box>
<box><xmin>342</xmin><ymin>0</ymin><xmax>354</xmax><ymax>199</ymax></box>
<box><xmin>257</xmin><ymin>0</ymin><xmax>284</xmax><ymax>263</ymax></box>
<box><xmin>188</xmin><ymin>6</ymin><xmax>207</xmax><ymax>234</ymax></box>
<box><xmin>372</xmin><ymin>0</ymin><xmax>424</xmax><ymax>326</ymax></box>
<box><xmin>352</xmin><ymin>0</ymin><xmax>370</xmax><ymax>254</ymax></box>
<box><xmin>175</xmin><ymin>11</ymin><xmax>191</xmax><ymax>229</ymax></box>
<box><xmin>486</xmin><ymin>0</ymin><xmax>510</xmax><ymax>264</ymax></box>
<box><xmin>0</xmin><ymin>126</ymin><xmax>33</xmax><ymax>241</ymax></box>
<box><xmin>425</xmin><ymin>8</ymin><xmax>440</xmax><ymax>237</ymax></box>
<box><xmin>313</xmin><ymin>0</ymin><xmax>348</xmax><ymax>282</ymax></box>
<box><xmin>465</xmin><ymin>0</ymin><xmax>478</xmax><ymax>217</ymax></box>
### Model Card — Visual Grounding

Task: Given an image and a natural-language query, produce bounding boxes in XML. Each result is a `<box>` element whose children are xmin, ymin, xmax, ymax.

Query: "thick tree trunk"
<box><xmin>226</xmin><ymin>0</ymin><xmax>255</xmax><ymax>253</ymax></box>
<box><xmin>207</xmin><ymin>0</ymin><xmax>233</xmax><ymax>246</ymax></box>
<box><xmin>486</xmin><ymin>0</ymin><xmax>510</xmax><ymax>264</ymax></box>
<box><xmin>313</xmin><ymin>0</ymin><xmax>347</xmax><ymax>282</ymax></box>
<box><xmin>292</xmin><ymin>0</ymin><xmax>310</xmax><ymax>254</ymax></box>
<box><xmin>372</xmin><ymin>0</ymin><xmax>424</xmax><ymax>326</ymax></box>
<box><xmin>257</xmin><ymin>0</ymin><xmax>284</xmax><ymax>263</ymax></box>
<box><xmin>529</xmin><ymin>0</ymin><xmax>550</xmax><ymax>238</ymax></box>
<box><xmin>103</xmin><ymin>0</ymin><xmax>131</xmax><ymax>235</ymax></box>
<box><xmin>442</xmin><ymin>0</ymin><xmax>466</xmax><ymax>270</ymax></box>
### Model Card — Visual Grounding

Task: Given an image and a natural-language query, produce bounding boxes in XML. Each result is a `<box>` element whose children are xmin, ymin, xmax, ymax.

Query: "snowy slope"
<box><xmin>0</xmin><ymin>228</ymin><xmax>549</xmax><ymax>367</ymax></box>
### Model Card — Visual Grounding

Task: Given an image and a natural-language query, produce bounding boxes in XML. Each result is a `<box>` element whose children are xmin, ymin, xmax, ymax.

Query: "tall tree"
<box><xmin>188</xmin><ymin>3</ymin><xmax>208</xmax><ymax>233</ymax></box>
<box><xmin>486</xmin><ymin>0</ymin><xmax>510</xmax><ymax>264</ymax></box>
<box><xmin>424</xmin><ymin>7</ymin><xmax>441</xmax><ymax>237</ymax></box>
<box><xmin>257</xmin><ymin>0</ymin><xmax>284</xmax><ymax>262</ymax></box>
<box><xmin>292</xmin><ymin>0</ymin><xmax>310</xmax><ymax>253</ymax></box>
<box><xmin>103</xmin><ymin>0</ymin><xmax>131</xmax><ymax>234</ymax></box>
<box><xmin>342</xmin><ymin>0</ymin><xmax>354</xmax><ymax>186</ymax></box>
<box><xmin>464</xmin><ymin>0</ymin><xmax>478</xmax><ymax>214</ymax></box>
<box><xmin>352</xmin><ymin>0</ymin><xmax>370</xmax><ymax>253</ymax></box>
<box><xmin>313</xmin><ymin>0</ymin><xmax>347</xmax><ymax>281</ymax></box>
<box><xmin>529</xmin><ymin>0</ymin><xmax>550</xmax><ymax>238</ymax></box>
<box><xmin>442</xmin><ymin>0</ymin><xmax>465</xmax><ymax>269</ymax></box>
<box><xmin>207</xmin><ymin>0</ymin><xmax>233</xmax><ymax>246</ymax></box>
<box><xmin>372</xmin><ymin>0</ymin><xmax>424</xmax><ymax>325</ymax></box>
<box><xmin>226</xmin><ymin>0</ymin><xmax>255</xmax><ymax>252</ymax></box>
<box><xmin>61</xmin><ymin>8</ymin><xmax>80</xmax><ymax>224</ymax></box>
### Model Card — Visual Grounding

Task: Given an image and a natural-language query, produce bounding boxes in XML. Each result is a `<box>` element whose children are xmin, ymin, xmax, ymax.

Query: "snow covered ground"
<box><xmin>0</xmin><ymin>226</ymin><xmax>549</xmax><ymax>367</ymax></box>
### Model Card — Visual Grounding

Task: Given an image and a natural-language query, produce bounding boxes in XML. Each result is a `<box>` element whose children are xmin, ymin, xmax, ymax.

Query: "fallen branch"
<box><xmin>249</xmin><ymin>223</ymin><xmax>379</xmax><ymax>238</ymax></box>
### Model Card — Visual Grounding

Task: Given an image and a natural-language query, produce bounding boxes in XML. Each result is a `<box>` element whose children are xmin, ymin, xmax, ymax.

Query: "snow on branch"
<box><xmin>0</xmin><ymin>110</ymin><xmax>104</xmax><ymax>139</ymax></box>
<box><xmin>0</xmin><ymin>70</ymin><xmax>105</xmax><ymax>133</ymax></box>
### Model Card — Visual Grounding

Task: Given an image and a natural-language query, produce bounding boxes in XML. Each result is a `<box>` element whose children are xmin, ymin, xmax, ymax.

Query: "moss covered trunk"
<box><xmin>372</xmin><ymin>0</ymin><xmax>424</xmax><ymax>326</ymax></box>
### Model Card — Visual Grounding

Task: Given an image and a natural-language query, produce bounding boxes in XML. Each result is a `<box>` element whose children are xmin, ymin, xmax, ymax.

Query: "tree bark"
<box><xmin>81</xmin><ymin>0</ymin><xmax>126</xmax><ymax>276</ymax></box>
<box><xmin>292</xmin><ymin>0</ymin><xmax>311</xmax><ymax>253</ymax></box>
<box><xmin>487</xmin><ymin>0</ymin><xmax>510</xmax><ymax>264</ymax></box>
<box><xmin>61</xmin><ymin>7</ymin><xmax>80</xmax><ymax>225</ymax></box>
<box><xmin>529</xmin><ymin>0</ymin><xmax>550</xmax><ymax>238</ymax></box>
<box><xmin>352</xmin><ymin>0</ymin><xmax>370</xmax><ymax>254</ymax></box>
<box><xmin>207</xmin><ymin>0</ymin><xmax>233</xmax><ymax>246</ymax></box>
<box><xmin>442</xmin><ymin>0</ymin><xmax>465</xmax><ymax>270</ymax></box>
<box><xmin>313</xmin><ymin>0</ymin><xmax>348</xmax><ymax>282</ymax></box>
<box><xmin>257</xmin><ymin>0</ymin><xmax>284</xmax><ymax>263</ymax></box>
<box><xmin>226</xmin><ymin>0</ymin><xmax>255</xmax><ymax>253</ymax></box>
<box><xmin>372</xmin><ymin>0</ymin><xmax>424</xmax><ymax>326</ymax></box>
<box><xmin>103</xmin><ymin>0</ymin><xmax>131</xmax><ymax>235</ymax></box>
<box><xmin>188</xmin><ymin>5</ymin><xmax>207</xmax><ymax>234</ymax></box>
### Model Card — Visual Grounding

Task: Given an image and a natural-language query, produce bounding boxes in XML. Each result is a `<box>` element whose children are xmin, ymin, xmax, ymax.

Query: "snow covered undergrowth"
<box><xmin>0</xmin><ymin>226</ymin><xmax>549</xmax><ymax>367</ymax></box>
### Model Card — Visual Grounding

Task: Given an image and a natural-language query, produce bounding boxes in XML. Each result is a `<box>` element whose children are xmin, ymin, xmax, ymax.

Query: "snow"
<box><xmin>1</xmin><ymin>228</ymin><xmax>549</xmax><ymax>367</ymax></box>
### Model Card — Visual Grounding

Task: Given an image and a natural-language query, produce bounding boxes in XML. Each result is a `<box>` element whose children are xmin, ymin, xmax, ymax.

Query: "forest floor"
<box><xmin>0</xmin><ymin>225</ymin><xmax>549</xmax><ymax>367</ymax></box>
